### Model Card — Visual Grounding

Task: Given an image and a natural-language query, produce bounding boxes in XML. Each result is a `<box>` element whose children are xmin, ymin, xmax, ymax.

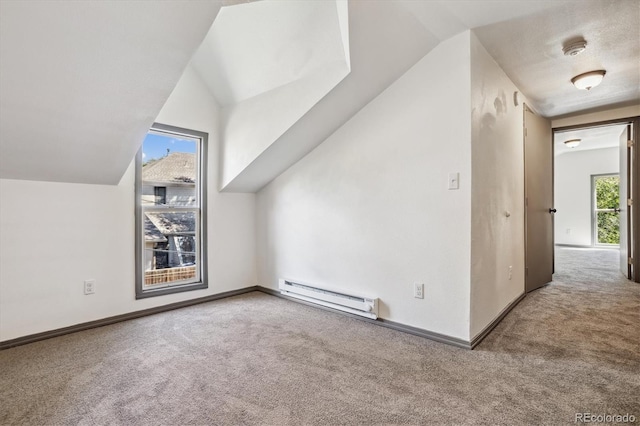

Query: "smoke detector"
<box><xmin>563</xmin><ymin>39</ymin><xmax>587</xmax><ymax>56</ymax></box>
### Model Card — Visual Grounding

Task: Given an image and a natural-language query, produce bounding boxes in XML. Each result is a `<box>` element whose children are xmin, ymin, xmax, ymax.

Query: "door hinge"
<box><xmin>524</xmin><ymin>128</ymin><xmax>528</xmax><ymax>137</ymax></box>
<box><xmin>525</xmin><ymin>267</ymin><xmax>529</xmax><ymax>276</ymax></box>
<box><xmin>629</xmin><ymin>199</ymin><xmax>634</xmax><ymax>206</ymax></box>
<box><xmin>628</xmin><ymin>140</ymin><xmax>634</xmax><ymax>148</ymax></box>
<box><xmin>525</xmin><ymin>197</ymin><xmax>528</xmax><ymax>207</ymax></box>
<box><xmin>629</xmin><ymin>257</ymin><xmax>634</xmax><ymax>265</ymax></box>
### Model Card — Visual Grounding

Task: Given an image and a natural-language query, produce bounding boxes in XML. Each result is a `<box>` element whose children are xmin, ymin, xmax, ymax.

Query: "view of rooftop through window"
<box><xmin>138</xmin><ymin>129</ymin><xmax>203</xmax><ymax>293</ymax></box>
<box><xmin>142</xmin><ymin>133</ymin><xmax>197</xmax><ymax>165</ymax></box>
<box><xmin>142</xmin><ymin>132</ymin><xmax>198</xmax><ymax>207</ymax></box>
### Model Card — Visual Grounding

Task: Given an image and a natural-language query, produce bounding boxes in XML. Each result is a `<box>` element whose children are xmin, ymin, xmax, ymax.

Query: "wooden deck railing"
<box><xmin>145</xmin><ymin>265</ymin><xmax>197</xmax><ymax>286</ymax></box>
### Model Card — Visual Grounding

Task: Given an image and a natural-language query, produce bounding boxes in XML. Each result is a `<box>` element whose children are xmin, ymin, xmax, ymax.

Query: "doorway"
<box><xmin>553</xmin><ymin>118</ymin><xmax>638</xmax><ymax>281</ymax></box>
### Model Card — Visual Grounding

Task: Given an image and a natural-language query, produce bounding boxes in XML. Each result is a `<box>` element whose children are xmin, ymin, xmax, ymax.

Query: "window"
<box><xmin>154</xmin><ymin>186</ymin><xmax>166</xmax><ymax>205</ymax></box>
<box><xmin>135</xmin><ymin>123</ymin><xmax>207</xmax><ymax>298</ymax></box>
<box><xmin>592</xmin><ymin>174</ymin><xmax>620</xmax><ymax>246</ymax></box>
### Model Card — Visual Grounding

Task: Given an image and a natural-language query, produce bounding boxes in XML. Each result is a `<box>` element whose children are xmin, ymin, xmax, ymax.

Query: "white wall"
<box><xmin>166</xmin><ymin>185</ymin><xmax>196</xmax><ymax>206</ymax></box>
<box><xmin>554</xmin><ymin>147</ymin><xmax>619</xmax><ymax>246</ymax></box>
<box><xmin>256</xmin><ymin>32</ymin><xmax>472</xmax><ymax>340</ymax></box>
<box><xmin>0</xmin><ymin>65</ymin><xmax>257</xmax><ymax>342</ymax></box>
<box><xmin>469</xmin><ymin>33</ymin><xmax>525</xmax><ymax>339</ymax></box>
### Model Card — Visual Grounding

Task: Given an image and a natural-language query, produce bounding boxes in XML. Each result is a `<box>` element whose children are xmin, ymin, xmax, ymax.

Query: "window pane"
<box><xmin>144</xmin><ymin>211</ymin><xmax>198</xmax><ymax>288</ymax></box>
<box><xmin>136</xmin><ymin>124</ymin><xmax>207</xmax><ymax>298</ymax></box>
<box><xmin>596</xmin><ymin>211</ymin><xmax>620</xmax><ymax>245</ymax></box>
<box><xmin>595</xmin><ymin>176</ymin><xmax>619</xmax><ymax>209</ymax></box>
<box><xmin>141</xmin><ymin>132</ymin><xmax>198</xmax><ymax>206</ymax></box>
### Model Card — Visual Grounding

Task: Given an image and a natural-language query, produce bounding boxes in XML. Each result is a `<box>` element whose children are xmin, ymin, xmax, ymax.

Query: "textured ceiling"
<box><xmin>0</xmin><ymin>0</ymin><xmax>223</xmax><ymax>184</ymax></box>
<box><xmin>473</xmin><ymin>0</ymin><xmax>640</xmax><ymax>118</ymax></box>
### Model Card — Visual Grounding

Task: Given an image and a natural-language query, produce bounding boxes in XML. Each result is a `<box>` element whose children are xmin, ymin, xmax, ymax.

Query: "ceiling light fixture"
<box><xmin>571</xmin><ymin>70</ymin><xmax>606</xmax><ymax>90</ymax></box>
<box><xmin>564</xmin><ymin>139</ymin><xmax>581</xmax><ymax>148</ymax></box>
<box><xmin>563</xmin><ymin>39</ymin><xmax>587</xmax><ymax>56</ymax></box>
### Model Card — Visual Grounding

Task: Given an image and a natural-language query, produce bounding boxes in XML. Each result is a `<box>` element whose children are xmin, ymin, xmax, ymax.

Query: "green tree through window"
<box><xmin>594</xmin><ymin>175</ymin><xmax>620</xmax><ymax>245</ymax></box>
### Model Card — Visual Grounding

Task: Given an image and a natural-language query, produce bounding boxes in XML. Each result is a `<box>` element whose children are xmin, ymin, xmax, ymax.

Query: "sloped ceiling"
<box><xmin>398</xmin><ymin>0</ymin><xmax>566</xmax><ymax>41</ymax></box>
<box><xmin>192</xmin><ymin>0</ymin><xmax>350</xmax><ymax>106</ymax></box>
<box><xmin>216</xmin><ymin>0</ymin><xmax>442</xmax><ymax>192</ymax></box>
<box><xmin>0</xmin><ymin>0</ymin><xmax>224</xmax><ymax>184</ymax></box>
<box><xmin>190</xmin><ymin>0</ymin><xmax>352</xmax><ymax>190</ymax></box>
<box><xmin>2</xmin><ymin>0</ymin><xmax>637</xmax><ymax>188</ymax></box>
<box><xmin>216</xmin><ymin>0</ymin><xmax>574</xmax><ymax>192</ymax></box>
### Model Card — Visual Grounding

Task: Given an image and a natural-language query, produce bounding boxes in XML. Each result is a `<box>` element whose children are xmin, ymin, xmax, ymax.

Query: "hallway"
<box><xmin>553</xmin><ymin>246</ymin><xmax>628</xmax><ymax>287</ymax></box>
<box><xmin>480</xmin><ymin>245</ymin><xmax>639</xmax><ymax>378</ymax></box>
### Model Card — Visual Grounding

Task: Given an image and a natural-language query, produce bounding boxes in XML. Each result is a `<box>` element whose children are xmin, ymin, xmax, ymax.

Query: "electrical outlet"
<box><xmin>84</xmin><ymin>279</ymin><xmax>96</xmax><ymax>295</ymax></box>
<box><xmin>414</xmin><ymin>282</ymin><xmax>424</xmax><ymax>299</ymax></box>
<box><xmin>508</xmin><ymin>266</ymin><xmax>513</xmax><ymax>280</ymax></box>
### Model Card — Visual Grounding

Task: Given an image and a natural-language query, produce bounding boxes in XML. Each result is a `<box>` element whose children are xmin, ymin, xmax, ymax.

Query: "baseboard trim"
<box><xmin>0</xmin><ymin>286</ymin><xmax>260</xmax><ymax>350</ymax></box>
<box><xmin>469</xmin><ymin>292</ymin><xmax>526</xmax><ymax>349</ymax></box>
<box><xmin>2</xmin><ymin>285</ymin><xmax>525</xmax><ymax>351</ymax></box>
<box><xmin>376</xmin><ymin>318</ymin><xmax>471</xmax><ymax>349</ymax></box>
<box><xmin>257</xmin><ymin>286</ymin><xmax>472</xmax><ymax>350</ymax></box>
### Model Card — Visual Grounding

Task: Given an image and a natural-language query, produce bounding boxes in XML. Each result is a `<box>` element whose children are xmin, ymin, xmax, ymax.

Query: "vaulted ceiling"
<box><xmin>214</xmin><ymin>0</ymin><xmax>441</xmax><ymax>191</ymax></box>
<box><xmin>192</xmin><ymin>0</ymin><xmax>350</xmax><ymax>107</ymax></box>
<box><xmin>192</xmin><ymin>0</ymin><xmax>352</xmax><ymax>191</ymax></box>
<box><xmin>0</xmin><ymin>0</ymin><xmax>225</xmax><ymax>184</ymax></box>
<box><xmin>0</xmin><ymin>0</ymin><xmax>638</xmax><ymax>188</ymax></box>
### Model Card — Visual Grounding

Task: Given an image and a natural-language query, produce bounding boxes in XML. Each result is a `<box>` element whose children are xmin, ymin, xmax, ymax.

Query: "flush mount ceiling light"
<box><xmin>571</xmin><ymin>70</ymin><xmax>606</xmax><ymax>90</ymax></box>
<box><xmin>563</xmin><ymin>39</ymin><xmax>587</xmax><ymax>56</ymax></box>
<box><xmin>564</xmin><ymin>139</ymin><xmax>581</xmax><ymax>148</ymax></box>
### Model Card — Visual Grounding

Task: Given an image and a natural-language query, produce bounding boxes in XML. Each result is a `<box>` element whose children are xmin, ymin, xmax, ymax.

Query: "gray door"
<box><xmin>620</xmin><ymin>124</ymin><xmax>631</xmax><ymax>278</ymax></box>
<box><xmin>524</xmin><ymin>105</ymin><xmax>553</xmax><ymax>292</ymax></box>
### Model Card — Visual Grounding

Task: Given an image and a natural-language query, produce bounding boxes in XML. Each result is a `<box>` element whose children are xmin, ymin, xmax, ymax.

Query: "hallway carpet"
<box><xmin>1</xmin><ymin>248</ymin><xmax>639</xmax><ymax>425</ymax></box>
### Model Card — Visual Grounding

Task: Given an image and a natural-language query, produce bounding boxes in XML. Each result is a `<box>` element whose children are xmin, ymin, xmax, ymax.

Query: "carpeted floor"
<box><xmin>1</xmin><ymin>247</ymin><xmax>638</xmax><ymax>425</ymax></box>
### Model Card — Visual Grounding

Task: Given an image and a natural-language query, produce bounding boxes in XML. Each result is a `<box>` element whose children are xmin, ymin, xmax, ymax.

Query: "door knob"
<box><xmin>549</xmin><ymin>208</ymin><xmax>557</xmax><ymax>213</ymax></box>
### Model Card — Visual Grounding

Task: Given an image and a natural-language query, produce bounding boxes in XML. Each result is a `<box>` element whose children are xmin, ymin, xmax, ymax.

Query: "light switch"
<box><xmin>448</xmin><ymin>172</ymin><xmax>459</xmax><ymax>190</ymax></box>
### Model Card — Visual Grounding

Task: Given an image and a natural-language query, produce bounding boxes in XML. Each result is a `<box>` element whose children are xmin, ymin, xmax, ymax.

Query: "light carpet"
<box><xmin>1</xmin><ymin>247</ymin><xmax>638</xmax><ymax>425</ymax></box>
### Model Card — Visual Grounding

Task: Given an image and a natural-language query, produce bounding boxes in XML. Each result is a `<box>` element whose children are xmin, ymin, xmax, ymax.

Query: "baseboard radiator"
<box><xmin>279</xmin><ymin>279</ymin><xmax>378</xmax><ymax>320</ymax></box>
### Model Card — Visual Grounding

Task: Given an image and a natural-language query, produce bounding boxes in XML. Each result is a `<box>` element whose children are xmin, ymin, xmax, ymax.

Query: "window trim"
<box><xmin>135</xmin><ymin>122</ymin><xmax>208</xmax><ymax>299</ymax></box>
